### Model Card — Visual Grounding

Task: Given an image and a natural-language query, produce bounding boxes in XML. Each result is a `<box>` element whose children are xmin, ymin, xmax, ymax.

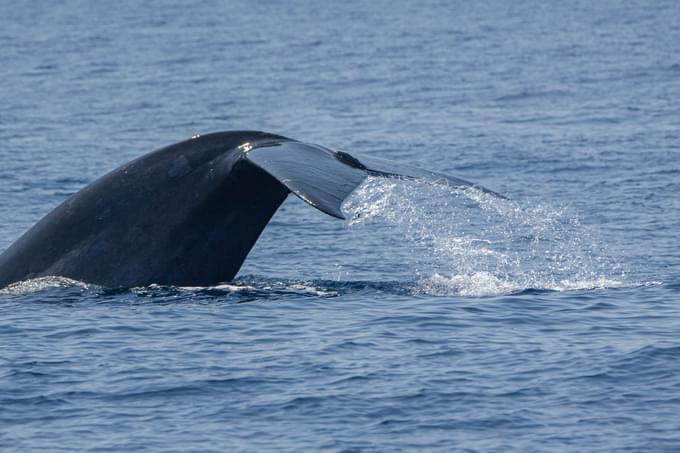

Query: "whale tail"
<box><xmin>246</xmin><ymin>140</ymin><xmax>504</xmax><ymax>219</ymax></box>
<box><xmin>0</xmin><ymin>131</ymin><xmax>505</xmax><ymax>288</ymax></box>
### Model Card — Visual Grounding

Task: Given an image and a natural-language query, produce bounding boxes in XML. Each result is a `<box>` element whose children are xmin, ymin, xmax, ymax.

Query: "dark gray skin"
<box><xmin>0</xmin><ymin>131</ymin><xmax>290</xmax><ymax>288</ymax></box>
<box><xmin>0</xmin><ymin>130</ymin><xmax>501</xmax><ymax>289</ymax></box>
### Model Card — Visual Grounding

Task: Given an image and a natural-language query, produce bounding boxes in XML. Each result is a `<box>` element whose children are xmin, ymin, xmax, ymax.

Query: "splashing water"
<box><xmin>0</xmin><ymin>276</ymin><xmax>91</xmax><ymax>295</ymax></box>
<box><xmin>343</xmin><ymin>177</ymin><xmax>626</xmax><ymax>296</ymax></box>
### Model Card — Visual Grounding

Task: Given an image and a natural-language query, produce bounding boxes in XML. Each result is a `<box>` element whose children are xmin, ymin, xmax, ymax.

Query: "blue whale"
<box><xmin>0</xmin><ymin>131</ymin><xmax>499</xmax><ymax>288</ymax></box>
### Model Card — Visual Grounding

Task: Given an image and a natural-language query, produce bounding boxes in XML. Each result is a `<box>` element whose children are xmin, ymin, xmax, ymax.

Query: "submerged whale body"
<box><xmin>0</xmin><ymin>131</ymin><xmax>501</xmax><ymax>288</ymax></box>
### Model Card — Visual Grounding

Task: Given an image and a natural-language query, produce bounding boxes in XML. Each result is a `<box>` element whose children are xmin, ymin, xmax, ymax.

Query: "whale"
<box><xmin>0</xmin><ymin>131</ymin><xmax>501</xmax><ymax>288</ymax></box>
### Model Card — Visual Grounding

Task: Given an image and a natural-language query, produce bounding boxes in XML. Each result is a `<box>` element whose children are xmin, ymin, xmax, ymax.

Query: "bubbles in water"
<box><xmin>343</xmin><ymin>177</ymin><xmax>626</xmax><ymax>296</ymax></box>
<box><xmin>174</xmin><ymin>280</ymin><xmax>338</xmax><ymax>298</ymax></box>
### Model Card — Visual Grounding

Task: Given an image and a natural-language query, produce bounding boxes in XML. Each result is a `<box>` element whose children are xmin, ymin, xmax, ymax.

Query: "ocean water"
<box><xmin>1</xmin><ymin>0</ymin><xmax>680</xmax><ymax>451</ymax></box>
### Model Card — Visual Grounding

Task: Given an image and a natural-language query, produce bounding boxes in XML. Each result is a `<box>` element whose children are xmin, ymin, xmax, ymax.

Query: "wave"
<box><xmin>1</xmin><ymin>274</ymin><xmax>646</xmax><ymax>301</ymax></box>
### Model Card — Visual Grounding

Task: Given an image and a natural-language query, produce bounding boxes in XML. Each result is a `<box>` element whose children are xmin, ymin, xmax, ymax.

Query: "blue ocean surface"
<box><xmin>1</xmin><ymin>0</ymin><xmax>680</xmax><ymax>451</ymax></box>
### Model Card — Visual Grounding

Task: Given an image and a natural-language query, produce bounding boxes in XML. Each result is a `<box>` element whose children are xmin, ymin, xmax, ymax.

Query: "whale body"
<box><xmin>0</xmin><ymin>131</ymin><xmax>498</xmax><ymax>288</ymax></box>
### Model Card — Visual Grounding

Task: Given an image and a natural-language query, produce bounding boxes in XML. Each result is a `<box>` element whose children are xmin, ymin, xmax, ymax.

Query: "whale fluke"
<box><xmin>0</xmin><ymin>131</ymin><xmax>503</xmax><ymax>288</ymax></box>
